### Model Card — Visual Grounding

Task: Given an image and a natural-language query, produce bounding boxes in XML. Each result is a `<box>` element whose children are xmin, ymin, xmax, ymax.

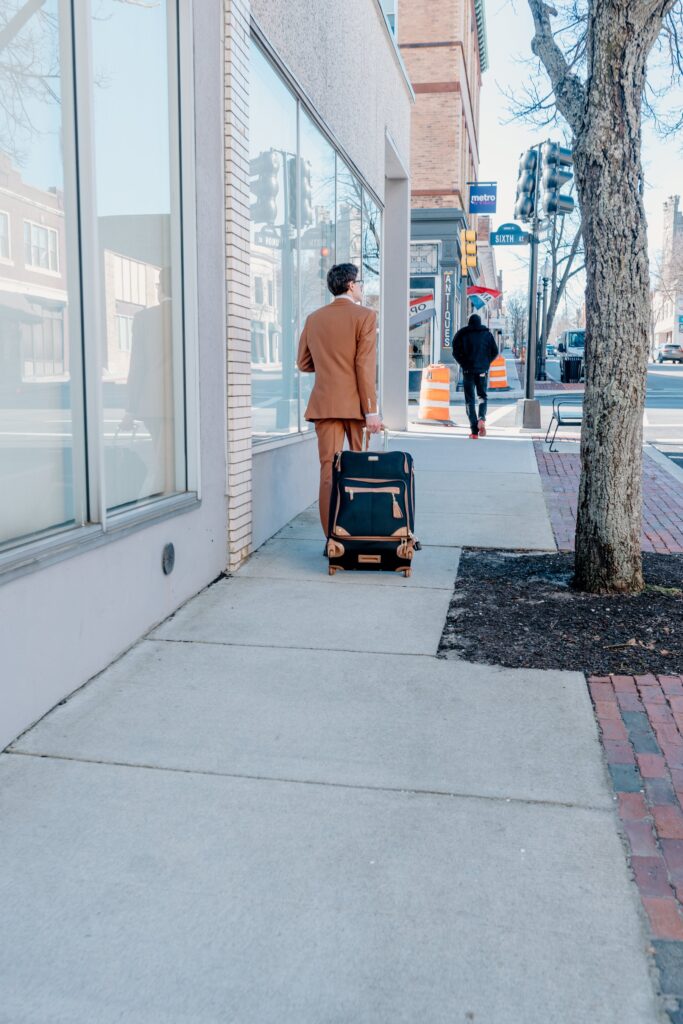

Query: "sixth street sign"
<box><xmin>491</xmin><ymin>222</ymin><xmax>531</xmax><ymax>246</ymax></box>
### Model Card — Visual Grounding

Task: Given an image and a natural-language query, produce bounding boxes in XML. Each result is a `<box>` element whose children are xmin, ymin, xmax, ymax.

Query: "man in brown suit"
<box><xmin>297</xmin><ymin>262</ymin><xmax>382</xmax><ymax>534</ymax></box>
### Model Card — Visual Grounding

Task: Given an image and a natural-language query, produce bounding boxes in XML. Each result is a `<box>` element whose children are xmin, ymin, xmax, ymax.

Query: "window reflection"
<box><xmin>249</xmin><ymin>42</ymin><xmax>298</xmax><ymax>439</ymax></box>
<box><xmin>362</xmin><ymin>192</ymin><xmax>381</xmax><ymax>387</ymax></box>
<box><xmin>93</xmin><ymin>0</ymin><xmax>185</xmax><ymax>510</ymax></box>
<box><xmin>298</xmin><ymin>111</ymin><xmax>336</xmax><ymax>425</ymax></box>
<box><xmin>249</xmin><ymin>43</ymin><xmax>384</xmax><ymax>442</ymax></box>
<box><xmin>336</xmin><ymin>162</ymin><xmax>362</xmax><ymax>264</ymax></box>
<box><xmin>0</xmin><ymin>0</ymin><xmax>82</xmax><ymax>547</ymax></box>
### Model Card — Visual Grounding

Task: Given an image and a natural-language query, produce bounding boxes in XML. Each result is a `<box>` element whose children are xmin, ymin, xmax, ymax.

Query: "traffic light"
<box><xmin>287</xmin><ymin>156</ymin><xmax>313</xmax><ymax>228</ymax></box>
<box><xmin>540</xmin><ymin>142</ymin><xmax>575</xmax><ymax>216</ymax></box>
<box><xmin>514</xmin><ymin>148</ymin><xmax>538</xmax><ymax>222</ymax></box>
<box><xmin>459</xmin><ymin>228</ymin><xmax>477</xmax><ymax>276</ymax></box>
<box><xmin>319</xmin><ymin>245</ymin><xmax>330</xmax><ymax>278</ymax></box>
<box><xmin>250</xmin><ymin>149</ymin><xmax>280</xmax><ymax>224</ymax></box>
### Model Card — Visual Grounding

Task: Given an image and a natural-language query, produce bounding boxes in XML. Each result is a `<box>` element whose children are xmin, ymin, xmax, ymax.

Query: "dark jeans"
<box><xmin>462</xmin><ymin>371</ymin><xmax>488</xmax><ymax>433</ymax></box>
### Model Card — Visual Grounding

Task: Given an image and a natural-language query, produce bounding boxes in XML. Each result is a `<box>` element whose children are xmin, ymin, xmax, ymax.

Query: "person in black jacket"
<box><xmin>453</xmin><ymin>313</ymin><xmax>499</xmax><ymax>438</ymax></box>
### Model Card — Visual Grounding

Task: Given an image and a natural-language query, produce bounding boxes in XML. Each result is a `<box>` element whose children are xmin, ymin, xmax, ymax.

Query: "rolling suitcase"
<box><xmin>326</xmin><ymin>431</ymin><xmax>419</xmax><ymax>577</ymax></box>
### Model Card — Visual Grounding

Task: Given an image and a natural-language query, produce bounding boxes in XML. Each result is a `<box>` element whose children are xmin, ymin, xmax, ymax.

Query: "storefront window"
<box><xmin>298</xmin><ymin>111</ymin><xmax>336</xmax><ymax>427</ymax></box>
<box><xmin>249</xmin><ymin>42</ymin><xmax>384</xmax><ymax>443</ymax></box>
<box><xmin>0</xmin><ymin>0</ymin><xmax>84</xmax><ymax>548</ymax></box>
<box><xmin>362</xmin><ymin>192</ymin><xmax>381</xmax><ymax>388</ymax></box>
<box><xmin>0</xmin><ymin>0</ymin><xmax>193</xmax><ymax>560</ymax></box>
<box><xmin>409</xmin><ymin>277</ymin><xmax>437</xmax><ymax>394</ymax></box>
<box><xmin>249</xmin><ymin>42</ymin><xmax>298</xmax><ymax>440</ymax></box>
<box><xmin>362</xmin><ymin>192</ymin><xmax>381</xmax><ymax>316</ymax></box>
<box><xmin>93</xmin><ymin>0</ymin><xmax>186</xmax><ymax>511</ymax></box>
<box><xmin>336</xmin><ymin>161</ymin><xmax>362</xmax><ymax>264</ymax></box>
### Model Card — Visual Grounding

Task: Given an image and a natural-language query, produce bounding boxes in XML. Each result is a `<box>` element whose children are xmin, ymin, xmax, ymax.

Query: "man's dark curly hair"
<box><xmin>327</xmin><ymin>263</ymin><xmax>358</xmax><ymax>296</ymax></box>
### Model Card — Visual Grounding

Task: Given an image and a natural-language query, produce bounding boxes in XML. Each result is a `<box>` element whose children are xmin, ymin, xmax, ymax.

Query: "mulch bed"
<box><xmin>439</xmin><ymin>550</ymin><xmax>683</xmax><ymax>676</ymax></box>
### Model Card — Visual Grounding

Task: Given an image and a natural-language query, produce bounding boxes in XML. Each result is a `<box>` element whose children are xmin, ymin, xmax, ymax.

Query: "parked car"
<box><xmin>657</xmin><ymin>343</ymin><xmax>683</xmax><ymax>363</ymax></box>
<box><xmin>546</xmin><ymin>343</ymin><xmax>557</xmax><ymax>357</ymax></box>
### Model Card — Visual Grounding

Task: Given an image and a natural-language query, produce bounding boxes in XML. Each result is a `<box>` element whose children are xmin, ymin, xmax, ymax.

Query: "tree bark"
<box><xmin>572</xmin><ymin>4</ymin><xmax>661</xmax><ymax>593</ymax></box>
<box><xmin>528</xmin><ymin>0</ymin><xmax>676</xmax><ymax>593</ymax></box>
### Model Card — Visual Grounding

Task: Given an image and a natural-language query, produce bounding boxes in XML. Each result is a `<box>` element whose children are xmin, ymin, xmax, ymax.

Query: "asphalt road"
<box><xmin>484</xmin><ymin>360</ymin><xmax>683</xmax><ymax>445</ymax></box>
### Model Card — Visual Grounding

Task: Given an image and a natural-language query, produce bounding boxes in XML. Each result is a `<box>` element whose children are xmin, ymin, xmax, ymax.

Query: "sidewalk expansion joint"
<box><xmin>149</xmin><ymin>636</ymin><xmax>443</xmax><ymax>658</ymax></box>
<box><xmin>5</xmin><ymin>749</ymin><xmax>610</xmax><ymax>814</ymax></box>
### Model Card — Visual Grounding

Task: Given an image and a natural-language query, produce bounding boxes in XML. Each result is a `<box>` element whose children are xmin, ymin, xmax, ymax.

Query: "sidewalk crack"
<box><xmin>5</xmin><ymin>749</ymin><xmax>611</xmax><ymax>814</ymax></box>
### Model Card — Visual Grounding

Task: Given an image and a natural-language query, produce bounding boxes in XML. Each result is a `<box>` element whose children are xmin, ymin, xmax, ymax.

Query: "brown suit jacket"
<box><xmin>297</xmin><ymin>298</ymin><xmax>378</xmax><ymax>421</ymax></box>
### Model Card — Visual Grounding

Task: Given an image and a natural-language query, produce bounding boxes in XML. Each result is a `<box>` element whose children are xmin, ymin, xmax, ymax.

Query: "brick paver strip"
<box><xmin>514</xmin><ymin>360</ymin><xmax>584</xmax><ymax>393</ymax></box>
<box><xmin>589</xmin><ymin>674</ymin><xmax>683</xmax><ymax>1018</ymax></box>
<box><xmin>534</xmin><ymin>443</ymin><xmax>683</xmax><ymax>553</ymax></box>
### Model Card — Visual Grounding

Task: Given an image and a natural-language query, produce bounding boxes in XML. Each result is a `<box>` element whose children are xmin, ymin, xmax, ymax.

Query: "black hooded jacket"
<box><xmin>453</xmin><ymin>315</ymin><xmax>499</xmax><ymax>374</ymax></box>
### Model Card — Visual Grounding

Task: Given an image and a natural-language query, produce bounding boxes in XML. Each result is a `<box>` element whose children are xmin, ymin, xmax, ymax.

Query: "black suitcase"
<box><xmin>326</xmin><ymin>434</ymin><xmax>419</xmax><ymax>577</ymax></box>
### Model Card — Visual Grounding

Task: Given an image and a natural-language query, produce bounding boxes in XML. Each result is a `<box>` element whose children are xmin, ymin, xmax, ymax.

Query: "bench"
<box><xmin>545</xmin><ymin>397</ymin><xmax>583</xmax><ymax>452</ymax></box>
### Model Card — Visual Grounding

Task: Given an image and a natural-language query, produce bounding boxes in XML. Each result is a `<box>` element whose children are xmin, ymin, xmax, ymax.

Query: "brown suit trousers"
<box><xmin>315</xmin><ymin>419</ymin><xmax>364</xmax><ymax>534</ymax></box>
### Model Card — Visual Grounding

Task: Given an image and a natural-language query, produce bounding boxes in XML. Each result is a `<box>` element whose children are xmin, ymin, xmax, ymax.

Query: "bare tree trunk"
<box><xmin>527</xmin><ymin>0</ymin><xmax>676</xmax><ymax>593</ymax></box>
<box><xmin>572</xmin><ymin>9</ymin><xmax>654</xmax><ymax>593</ymax></box>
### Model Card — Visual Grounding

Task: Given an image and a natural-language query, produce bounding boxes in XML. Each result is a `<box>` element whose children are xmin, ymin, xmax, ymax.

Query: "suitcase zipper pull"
<box><xmin>392</xmin><ymin>495</ymin><xmax>402</xmax><ymax>519</ymax></box>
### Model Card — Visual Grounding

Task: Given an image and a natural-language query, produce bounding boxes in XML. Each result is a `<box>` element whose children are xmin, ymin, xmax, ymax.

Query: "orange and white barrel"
<box><xmin>488</xmin><ymin>354</ymin><xmax>510</xmax><ymax>391</ymax></box>
<box><xmin>417</xmin><ymin>364</ymin><xmax>454</xmax><ymax>424</ymax></box>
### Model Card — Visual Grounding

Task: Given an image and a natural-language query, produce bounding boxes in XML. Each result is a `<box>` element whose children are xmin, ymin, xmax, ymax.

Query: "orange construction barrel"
<box><xmin>488</xmin><ymin>354</ymin><xmax>510</xmax><ymax>391</ymax></box>
<box><xmin>417</xmin><ymin>364</ymin><xmax>455</xmax><ymax>425</ymax></box>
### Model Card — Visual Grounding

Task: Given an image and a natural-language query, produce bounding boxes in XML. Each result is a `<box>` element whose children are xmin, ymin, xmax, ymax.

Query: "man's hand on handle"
<box><xmin>365</xmin><ymin>413</ymin><xmax>382</xmax><ymax>435</ymax></box>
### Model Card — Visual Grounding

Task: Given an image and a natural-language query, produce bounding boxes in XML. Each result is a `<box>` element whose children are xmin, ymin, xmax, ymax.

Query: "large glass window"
<box><xmin>362</xmin><ymin>191</ymin><xmax>381</xmax><ymax>390</ymax></box>
<box><xmin>0</xmin><ymin>0</ymin><xmax>191</xmax><ymax>559</ymax></box>
<box><xmin>93</xmin><ymin>0</ymin><xmax>185</xmax><ymax>511</ymax></box>
<box><xmin>336</xmin><ymin>162</ymin><xmax>362</xmax><ymax>264</ymax></box>
<box><xmin>249</xmin><ymin>42</ymin><xmax>384</xmax><ymax>443</ymax></box>
<box><xmin>298</xmin><ymin>111</ymin><xmax>336</xmax><ymax>426</ymax></box>
<box><xmin>0</xmin><ymin>0</ymin><xmax>83</xmax><ymax>548</ymax></box>
<box><xmin>249</xmin><ymin>42</ymin><xmax>298</xmax><ymax>440</ymax></box>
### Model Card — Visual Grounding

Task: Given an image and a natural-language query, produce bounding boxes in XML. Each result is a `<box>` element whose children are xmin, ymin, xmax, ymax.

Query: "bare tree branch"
<box><xmin>527</xmin><ymin>0</ymin><xmax>587</xmax><ymax>130</ymax></box>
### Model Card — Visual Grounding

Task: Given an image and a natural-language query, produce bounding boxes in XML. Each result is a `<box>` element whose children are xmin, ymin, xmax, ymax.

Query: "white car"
<box><xmin>657</xmin><ymin>343</ymin><xmax>683</xmax><ymax>363</ymax></box>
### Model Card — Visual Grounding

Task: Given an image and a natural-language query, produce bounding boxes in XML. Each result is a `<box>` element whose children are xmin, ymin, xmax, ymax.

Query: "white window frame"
<box><xmin>0</xmin><ymin>0</ymin><xmax>200</xmax><ymax>581</ymax></box>
<box><xmin>0</xmin><ymin>210</ymin><xmax>11</xmax><ymax>262</ymax></box>
<box><xmin>23</xmin><ymin>218</ymin><xmax>60</xmax><ymax>274</ymax></box>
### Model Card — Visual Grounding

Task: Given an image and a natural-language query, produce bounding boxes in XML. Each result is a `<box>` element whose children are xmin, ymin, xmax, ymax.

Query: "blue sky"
<box><xmin>12</xmin><ymin>0</ymin><xmax>172</xmax><ymax>216</ymax></box>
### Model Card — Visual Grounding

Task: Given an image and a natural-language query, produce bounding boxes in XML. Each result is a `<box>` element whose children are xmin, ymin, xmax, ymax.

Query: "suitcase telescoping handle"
<box><xmin>362</xmin><ymin>427</ymin><xmax>389</xmax><ymax>452</ymax></box>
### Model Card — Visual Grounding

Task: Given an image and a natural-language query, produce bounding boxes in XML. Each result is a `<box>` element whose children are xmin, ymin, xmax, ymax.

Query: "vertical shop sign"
<box><xmin>442</xmin><ymin>269</ymin><xmax>455</xmax><ymax>350</ymax></box>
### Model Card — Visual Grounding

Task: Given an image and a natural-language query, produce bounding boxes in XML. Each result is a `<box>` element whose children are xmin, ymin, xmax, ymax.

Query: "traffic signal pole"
<box><xmin>512</xmin><ymin>139</ymin><xmax>574</xmax><ymax>426</ymax></box>
<box><xmin>517</xmin><ymin>143</ymin><xmax>542</xmax><ymax>429</ymax></box>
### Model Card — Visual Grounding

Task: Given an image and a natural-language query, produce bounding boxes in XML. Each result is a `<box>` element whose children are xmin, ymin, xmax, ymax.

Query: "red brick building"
<box><xmin>394</xmin><ymin>0</ymin><xmax>493</xmax><ymax>378</ymax></box>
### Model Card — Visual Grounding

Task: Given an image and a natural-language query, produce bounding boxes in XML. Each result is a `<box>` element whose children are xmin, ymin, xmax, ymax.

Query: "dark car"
<box><xmin>657</xmin><ymin>343</ymin><xmax>683</xmax><ymax>363</ymax></box>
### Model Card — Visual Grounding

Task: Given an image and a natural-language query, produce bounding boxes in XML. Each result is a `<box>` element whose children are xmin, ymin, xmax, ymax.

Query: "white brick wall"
<box><xmin>224</xmin><ymin>0</ymin><xmax>253</xmax><ymax>569</ymax></box>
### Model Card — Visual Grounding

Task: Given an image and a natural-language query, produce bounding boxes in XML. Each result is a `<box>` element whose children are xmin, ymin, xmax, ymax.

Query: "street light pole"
<box><xmin>539</xmin><ymin>258</ymin><xmax>551</xmax><ymax>381</ymax></box>
<box><xmin>518</xmin><ymin>143</ymin><xmax>542</xmax><ymax>428</ymax></box>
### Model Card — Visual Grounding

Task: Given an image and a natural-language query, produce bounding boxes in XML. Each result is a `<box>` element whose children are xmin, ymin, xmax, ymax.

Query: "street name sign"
<box><xmin>491</xmin><ymin>223</ymin><xmax>531</xmax><ymax>246</ymax></box>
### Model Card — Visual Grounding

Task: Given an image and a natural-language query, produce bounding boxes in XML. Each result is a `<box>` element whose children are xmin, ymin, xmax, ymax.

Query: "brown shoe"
<box><xmin>477</xmin><ymin>419</ymin><xmax>487</xmax><ymax>437</ymax></box>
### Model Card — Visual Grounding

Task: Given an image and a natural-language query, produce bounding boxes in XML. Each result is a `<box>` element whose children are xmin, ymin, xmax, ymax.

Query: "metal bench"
<box><xmin>545</xmin><ymin>397</ymin><xmax>583</xmax><ymax>452</ymax></box>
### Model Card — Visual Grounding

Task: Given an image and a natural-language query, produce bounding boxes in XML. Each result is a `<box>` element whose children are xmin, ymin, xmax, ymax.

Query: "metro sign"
<box><xmin>469</xmin><ymin>182</ymin><xmax>497</xmax><ymax>214</ymax></box>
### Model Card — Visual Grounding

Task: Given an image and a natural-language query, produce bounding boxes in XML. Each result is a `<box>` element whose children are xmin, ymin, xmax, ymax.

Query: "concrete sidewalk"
<box><xmin>0</xmin><ymin>435</ymin><xmax>663</xmax><ymax>1023</ymax></box>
